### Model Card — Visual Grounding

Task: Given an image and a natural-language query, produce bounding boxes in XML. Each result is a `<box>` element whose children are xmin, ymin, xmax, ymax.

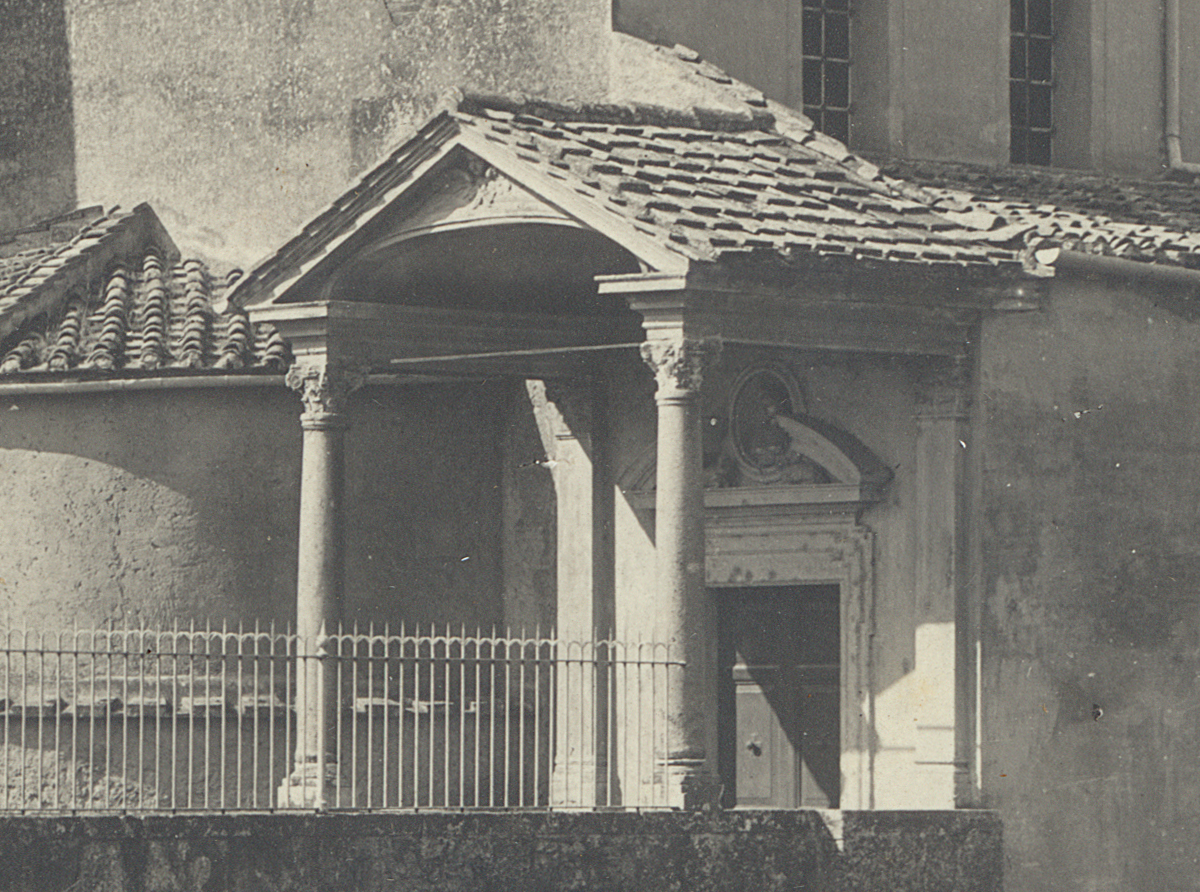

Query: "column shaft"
<box><xmin>280</xmin><ymin>363</ymin><xmax>362</xmax><ymax>808</ymax></box>
<box><xmin>642</xmin><ymin>337</ymin><xmax>720</xmax><ymax>808</ymax></box>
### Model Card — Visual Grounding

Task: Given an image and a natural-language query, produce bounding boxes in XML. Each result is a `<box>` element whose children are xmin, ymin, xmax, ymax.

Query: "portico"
<box><xmin>222</xmin><ymin>93</ymin><xmax>1041</xmax><ymax>811</ymax></box>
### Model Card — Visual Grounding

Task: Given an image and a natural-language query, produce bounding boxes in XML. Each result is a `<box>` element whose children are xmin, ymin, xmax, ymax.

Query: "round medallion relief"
<box><xmin>729</xmin><ymin>366</ymin><xmax>829</xmax><ymax>485</ymax></box>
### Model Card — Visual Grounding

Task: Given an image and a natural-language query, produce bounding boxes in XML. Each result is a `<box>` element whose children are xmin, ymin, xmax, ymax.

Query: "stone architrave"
<box><xmin>640</xmin><ymin>336</ymin><xmax>722</xmax><ymax>809</ymax></box>
<box><xmin>278</xmin><ymin>361</ymin><xmax>366</xmax><ymax>809</ymax></box>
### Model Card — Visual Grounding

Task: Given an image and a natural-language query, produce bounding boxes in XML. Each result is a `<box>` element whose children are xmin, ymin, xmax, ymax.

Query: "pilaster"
<box><xmin>912</xmin><ymin>356</ymin><xmax>974</xmax><ymax>809</ymax></box>
<box><xmin>544</xmin><ymin>378</ymin><xmax>613</xmax><ymax>806</ymax></box>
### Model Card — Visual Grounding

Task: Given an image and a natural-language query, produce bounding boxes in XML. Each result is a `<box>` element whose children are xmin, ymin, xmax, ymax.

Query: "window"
<box><xmin>801</xmin><ymin>0</ymin><xmax>851</xmax><ymax>145</ymax></box>
<box><xmin>1010</xmin><ymin>0</ymin><xmax>1053</xmax><ymax>165</ymax></box>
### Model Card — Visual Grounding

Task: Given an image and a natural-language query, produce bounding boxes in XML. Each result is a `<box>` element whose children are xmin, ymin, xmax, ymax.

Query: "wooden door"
<box><xmin>717</xmin><ymin>585</ymin><xmax>840</xmax><ymax>808</ymax></box>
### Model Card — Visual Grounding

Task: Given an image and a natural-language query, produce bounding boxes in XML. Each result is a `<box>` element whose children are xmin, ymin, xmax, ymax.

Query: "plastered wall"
<box><xmin>0</xmin><ymin>0</ymin><xmax>75</xmax><ymax>231</ymax></box>
<box><xmin>617</xmin><ymin>0</ymin><xmax>1200</xmax><ymax>176</ymax></box>
<box><xmin>59</xmin><ymin>0</ymin><xmax>610</xmax><ymax>268</ymax></box>
<box><xmin>978</xmin><ymin>275</ymin><xmax>1200</xmax><ymax>892</ymax></box>
<box><xmin>0</xmin><ymin>382</ymin><xmax>506</xmax><ymax>631</ymax></box>
<box><xmin>606</xmin><ymin>345</ymin><xmax>962</xmax><ymax>808</ymax></box>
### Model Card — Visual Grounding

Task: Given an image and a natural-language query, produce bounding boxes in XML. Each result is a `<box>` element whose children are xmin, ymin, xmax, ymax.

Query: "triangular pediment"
<box><xmin>226</xmin><ymin>114</ymin><xmax>686</xmax><ymax>315</ymax></box>
<box><xmin>387</xmin><ymin>156</ymin><xmax>577</xmax><ymax>238</ymax></box>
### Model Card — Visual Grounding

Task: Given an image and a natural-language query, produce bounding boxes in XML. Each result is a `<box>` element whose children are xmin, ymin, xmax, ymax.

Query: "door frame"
<box><xmin>706</xmin><ymin>504</ymin><xmax>875</xmax><ymax>810</ymax></box>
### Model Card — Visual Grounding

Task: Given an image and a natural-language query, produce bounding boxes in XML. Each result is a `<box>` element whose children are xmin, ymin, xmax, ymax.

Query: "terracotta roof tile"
<box><xmin>879</xmin><ymin>157</ymin><xmax>1200</xmax><ymax>270</ymax></box>
<box><xmin>0</xmin><ymin>250</ymin><xmax>290</xmax><ymax>379</ymax></box>
<box><xmin>0</xmin><ymin>207</ymin><xmax>132</xmax><ymax>323</ymax></box>
<box><xmin>448</xmin><ymin>97</ymin><xmax>1025</xmax><ymax>273</ymax></box>
<box><xmin>229</xmin><ymin>41</ymin><xmax>1042</xmax><ymax>308</ymax></box>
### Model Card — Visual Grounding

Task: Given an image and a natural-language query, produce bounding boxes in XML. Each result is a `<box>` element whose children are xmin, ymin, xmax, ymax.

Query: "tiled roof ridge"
<box><xmin>0</xmin><ymin>205</ymin><xmax>107</xmax><ymax>255</ymax></box>
<box><xmin>1</xmin><ymin>207</ymin><xmax>131</xmax><ymax>298</ymax></box>
<box><xmin>227</xmin><ymin>42</ymin><xmax>1035</xmax><ymax>308</ymax></box>
<box><xmin>457</xmin><ymin>90</ymin><xmax>776</xmax><ymax>133</ymax></box>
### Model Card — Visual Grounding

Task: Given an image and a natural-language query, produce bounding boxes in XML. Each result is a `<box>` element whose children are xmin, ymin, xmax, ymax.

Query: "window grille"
<box><xmin>801</xmin><ymin>0</ymin><xmax>851</xmax><ymax>145</ymax></box>
<box><xmin>1010</xmin><ymin>0</ymin><xmax>1053</xmax><ymax>165</ymax></box>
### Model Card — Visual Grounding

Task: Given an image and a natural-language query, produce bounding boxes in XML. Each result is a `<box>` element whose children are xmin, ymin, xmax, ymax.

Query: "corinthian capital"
<box><xmin>286</xmin><ymin>361</ymin><xmax>368</xmax><ymax>425</ymax></box>
<box><xmin>640</xmin><ymin>337</ymin><xmax>721</xmax><ymax>401</ymax></box>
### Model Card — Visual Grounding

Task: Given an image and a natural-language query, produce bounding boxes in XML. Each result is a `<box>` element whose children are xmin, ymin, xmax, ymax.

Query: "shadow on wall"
<box><xmin>0</xmin><ymin>0</ymin><xmax>76</xmax><ymax>232</ymax></box>
<box><xmin>0</xmin><ymin>382</ymin><xmax>508</xmax><ymax>632</ymax></box>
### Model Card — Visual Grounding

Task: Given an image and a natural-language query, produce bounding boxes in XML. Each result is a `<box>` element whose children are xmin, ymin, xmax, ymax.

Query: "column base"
<box><xmin>550</xmin><ymin>759</ymin><xmax>606</xmax><ymax>807</ymax></box>
<box><xmin>666</xmin><ymin>750</ymin><xmax>721</xmax><ymax>810</ymax></box>
<box><xmin>276</xmin><ymin>758</ymin><xmax>348</xmax><ymax>809</ymax></box>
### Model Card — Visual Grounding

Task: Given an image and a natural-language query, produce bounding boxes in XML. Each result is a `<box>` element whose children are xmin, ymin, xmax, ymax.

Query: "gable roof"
<box><xmin>0</xmin><ymin>204</ymin><xmax>178</xmax><ymax>341</ymax></box>
<box><xmin>227</xmin><ymin>93</ymin><xmax>1031</xmax><ymax>310</ymax></box>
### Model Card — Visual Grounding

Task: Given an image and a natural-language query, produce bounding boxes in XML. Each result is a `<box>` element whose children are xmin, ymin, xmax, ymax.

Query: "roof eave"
<box><xmin>225</xmin><ymin>112</ymin><xmax>466</xmax><ymax>310</ymax></box>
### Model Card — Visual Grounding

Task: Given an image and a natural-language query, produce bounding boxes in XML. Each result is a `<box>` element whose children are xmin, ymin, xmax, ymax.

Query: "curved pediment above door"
<box><xmin>622</xmin><ymin>363</ymin><xmax>893</xmax><ymax>514</ymax></box>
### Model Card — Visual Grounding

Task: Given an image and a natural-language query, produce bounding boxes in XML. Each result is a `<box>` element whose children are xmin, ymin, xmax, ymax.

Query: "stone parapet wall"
<box><xmin>0</xmin><ymin>810</ymin><xmax>1001</xmax><ymax>892</ymax></box>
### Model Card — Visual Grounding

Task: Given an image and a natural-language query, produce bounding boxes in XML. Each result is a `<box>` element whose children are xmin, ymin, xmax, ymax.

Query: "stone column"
<box><xmin>640</xmin><ymin>336</ymin><xmax>721</xmax><ymax>809</ymax></box>
<box><xmin>278</xmin><ymin>361</ymin><xmax>364</xmax><ymax>808</ymax></box>
<box><xmin>912</xmin><ymin>357</ymin><xmax>973</xmax><ymax>809</ymax></box>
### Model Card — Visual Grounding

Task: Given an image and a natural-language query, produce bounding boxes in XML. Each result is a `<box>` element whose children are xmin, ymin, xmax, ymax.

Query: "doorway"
<box><xmin>716</xmin><ymin>584</ymin><xmax>840</xmax><ymax>808</ymax></box>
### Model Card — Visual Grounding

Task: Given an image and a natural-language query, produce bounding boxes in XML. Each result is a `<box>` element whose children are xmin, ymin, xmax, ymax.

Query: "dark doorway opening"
<box><xmin>716</xmin><ymin>585</ymin><xmax>840</xmax><ymax>808</ymax></box>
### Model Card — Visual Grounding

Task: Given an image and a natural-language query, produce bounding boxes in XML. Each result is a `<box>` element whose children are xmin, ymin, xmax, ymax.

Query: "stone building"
<box><xmin>1</xmin><ymin>2</ymin><xmax>1200</xmax><ymax>891</ymax></box>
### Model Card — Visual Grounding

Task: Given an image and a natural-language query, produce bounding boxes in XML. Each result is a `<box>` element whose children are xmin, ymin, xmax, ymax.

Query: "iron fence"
<box><xmin>0</xmin><ymin>625</ymin><xmax>680</xmax><ymax>812</ymax></box>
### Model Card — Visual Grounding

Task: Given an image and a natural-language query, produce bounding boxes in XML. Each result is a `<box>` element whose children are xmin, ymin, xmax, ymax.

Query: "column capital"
<box><xmin>914</xmin><ymin>354</ymin><xmax>972</xmax><ymax>420</ymax></box>
<box><xmin>286</xmin><ymin>361</ymin><xmax>368</xmax><ymax>427</ymax></box>
<box><xmin>640</xmin><ymin>337</ymin><xmax>721</xmax><ymax>402</ymax></box>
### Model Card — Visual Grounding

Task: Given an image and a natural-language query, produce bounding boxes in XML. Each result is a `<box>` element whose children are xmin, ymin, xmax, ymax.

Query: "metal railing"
<box><xmin>0</xmin><ymin>625</ymin><xmax>680</xmax><ymax>812</ymax></box>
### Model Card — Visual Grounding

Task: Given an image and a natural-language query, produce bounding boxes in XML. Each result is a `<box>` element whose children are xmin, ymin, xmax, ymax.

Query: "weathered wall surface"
<box><xmin>0</xmin><ymin>0</ymin><xmax>75</xmax><ymax>232</ymax></box>
<box><xmin>0</xmin><ymin>810</ymin><xmax>1002</xmax><ymax>892</ymax></box>
<box><xmin>616</xmin><ymin>0</ymin><xmax>1197</xmax><ymax>175</ymax></box>
<box><xmin>0</xmin><ymin>382</ymin><xmax>504</xmax><ymax>630</ymax></box>
<box><xmin>500</xmin><ymin>380</ymin><xmax>557</xmax><ymax>634</ymax></box>
<box><xmin>608</xmin><ymin>346</ymin><xmax>956</xmax><ymax>808</ymax></box>
<box><xmin>978</xmin><ymin>275</ymin><xmax>1200</xmax><ymax>892</ymax></box>
<box><xmin>60</xmin><ymin>0</ymin><xmax>610</xmax><ymax>268</ymax></box>
<box><xmin>615</xmin><ymin>0</ymin><xmax>1009</xmax><ymax>163</ymax></box>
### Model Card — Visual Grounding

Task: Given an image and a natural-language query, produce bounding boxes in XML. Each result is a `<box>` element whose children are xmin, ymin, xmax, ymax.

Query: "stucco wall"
<box><xmin>0</xmin><ymin>381</ymin><xmax>505</xmax><ymax>631</ymax></box>
<box><xmin>0</xmin><ymin>810</ymin><xmax>1003</xmax><ymax>892</ymax></box>
<box><xmin>608</xmin><ymin>346</ymin><xmax>952</xmax><ymax>808</ymax></box>
<box><xmin>617</xmin><ymin>0</ymin><xmax>1194</xmax><ymax>175</ymax></box>
<box><xmin>978</xmin><ymin>274</ymin><xmax>1200</xmax><ymax>892</ymax></box>
<box><xmin>0</xmin><ymin>0</ymin><xmax>75</xmax><ymax>231</ymax></box>
<box><xmin>61</xmin><ymin>0</ymin><xmax>610</xmax><ymax>268</ymax></box>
